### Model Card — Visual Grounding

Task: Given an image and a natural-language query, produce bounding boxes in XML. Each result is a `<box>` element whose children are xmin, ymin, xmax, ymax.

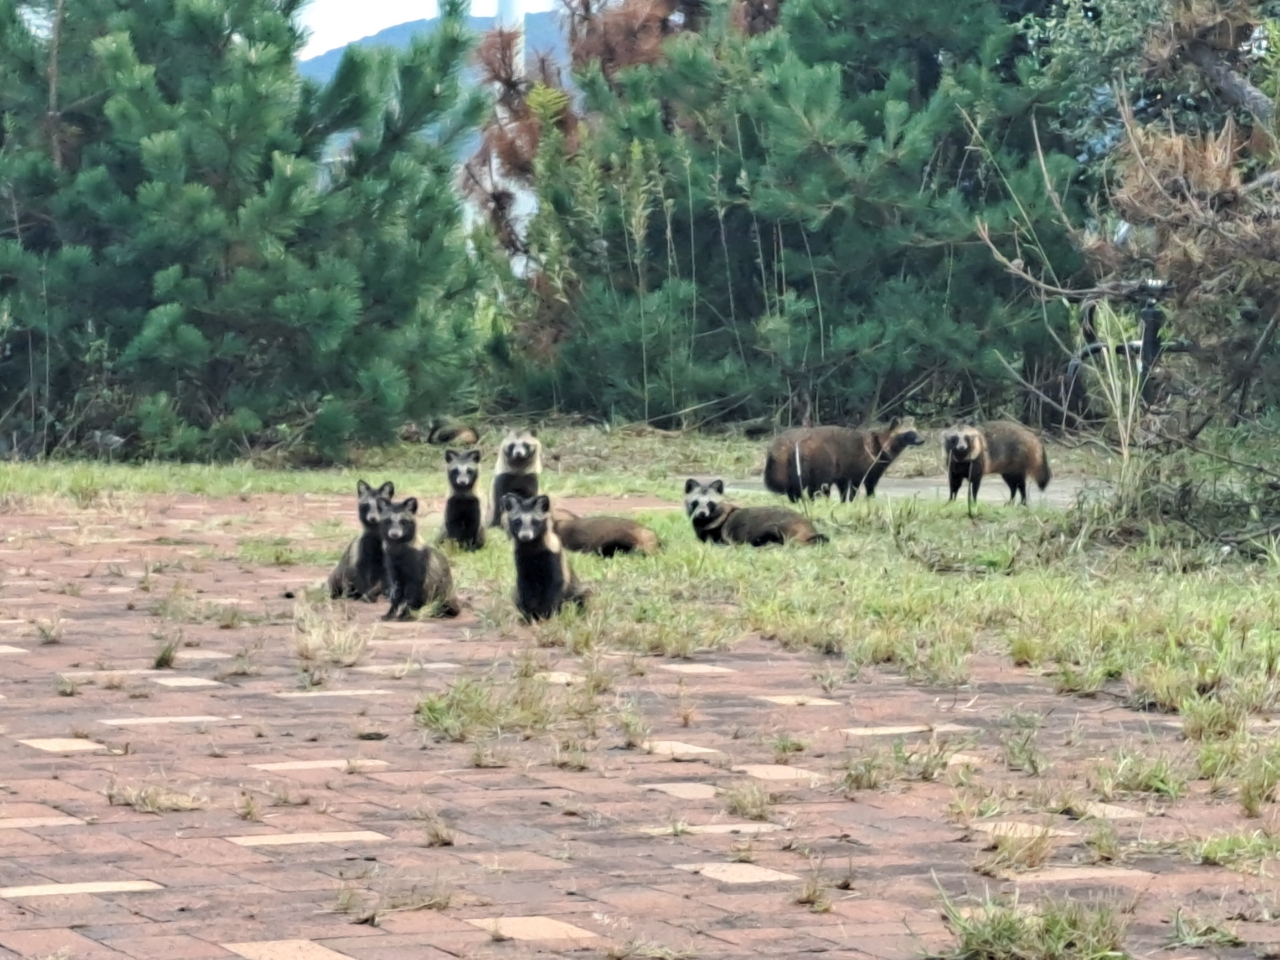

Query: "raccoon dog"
<box><xmin>440</xmin><ymin>449</ymin><xmax>485</xmax><ymax>551</ymax></box>
<box><xmin>683</xmin><ymin>479</ymin><xmax>827</xmax><ymax>547</ymax></box>
<box><xmin>555</xmin><ymin>515</ymin><xmax>660</xmax><ymax>557</ymax></box>
<box><xmin>942</xmin><ymin>420</ymin><xmax>1051</xmax><ymax>506</ymax></box>
<box><xmin>489</xmin><ymin>428</ymin><xmax>542</xmax><ymax>529</ymax></box>
<box><xmin>763</xmin><ymin>418</ymin><xmax>925</xmax><ymax>503</ymax></box>
<box><xmin>376</xmin><ymin>496</ymin><xmax>462</xmax><ymax>620</ymax></box>
<box><xmin>328</xmin><ymin>479</ymin><xmax>394</xmax><ymax>601</ymax></box>
<box><xmin>427</xmin><ymin>419</ymin><xmax>479</xmax><ymax>447</ymax></box>
<box><xmin>502</xmin><ymin>494</ymin><xmax>588</xmax><ymax>621</ymax></box>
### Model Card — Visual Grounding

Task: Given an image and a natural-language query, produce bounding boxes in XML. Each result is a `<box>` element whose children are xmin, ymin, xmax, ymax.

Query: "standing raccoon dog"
<box><xmin>554</xmin><ymin>513</ymin><xmax>660</xmax><ymax>557</ymax></box>
<box><xmin>502</xmin><ymin>494</ymin><xmax>588</xmax><ymax>621</ymax></box>
<box><xmin>328</xmin><ymin>480</ymin><xmax>394</xmax><ymax>601</ymax></box>
<box><xmin>942</xmin><ymin>420</ymin><xmax>1051</xmax><ymax>506</ymax></box>
<box><xmin>489</xmin><ymin>429</ymin><xmax>542</xmax><ymax>529</ymax></box>
<box><xmin>440</xmin><ymin>449</ymin><xmax>485</xmax><ymax>551</ymax></box>
<box><xmin>376</xmin><ymin>496</ymin><xmax>462</xmax><ymax>620</ymax></box>
<box><xmin>763</xmin><ymin>418</ymin><xmax>925</xmax><ymax>503</ymax></box>
<box><xmin>684</xmin><ymin>479</ymin><xmax>828</xmax><ymax>547</ymax></box>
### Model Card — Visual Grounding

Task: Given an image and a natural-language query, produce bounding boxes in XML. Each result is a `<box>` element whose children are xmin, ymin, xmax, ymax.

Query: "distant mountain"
<box><xmin>298</xmin><ymin>12</ymin><xmax>571</xmax><ymax>85</ymax></box>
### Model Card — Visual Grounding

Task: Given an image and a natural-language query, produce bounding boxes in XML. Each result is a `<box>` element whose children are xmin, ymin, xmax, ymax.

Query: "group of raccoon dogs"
<box><xmin>328</xmin><ymin>418</ymin><xmax>1050</xmax><ymax>625</ymax></box>
<box><xmin>328</xmin><ymin>429</ymin><xmax>658</xmax><ymax>624</ymax></box>
<box><xmin>758</xmin><ymin>416</ymin><xmax>1050</xmax><ymax>512</ymax></box>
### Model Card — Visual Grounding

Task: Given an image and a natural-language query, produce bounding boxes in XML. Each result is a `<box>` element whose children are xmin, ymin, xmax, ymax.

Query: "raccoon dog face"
<box><xmin>683</xmin><ymin>478</ymin><xmax>725</xmax><ymax>522</ymax></box>
<box><xmin>445</xmin><ymin>449</ymin><xmax>481</xmax><ymax>490</ymax></box>
<box><xmin>889</xmin><ymin>417</ymin><xmax>926</xmax><ymax>448</ymax></box>
<box><xmin>942</xmin><ymin>426</ymin><xmax>981</xmax><ymax>461</ymax></box>
<box><xmin>377</xmin><ymin>497</ymin><xmax>419</xmax><ymax>544</ymax></box>
<box><xmin>357</xmin><ymin>480</ymin><xmax>395</xmax><ymax>529</ymax></box>
<box><xmin>503</xmin><ymin>494</ymin><xmax>551</xmax><ymax>544</ymax></box>
<box><xmin>501</xmin><ymin>429</ymin><xmax>539</xmax><ymax>469</ymax></box>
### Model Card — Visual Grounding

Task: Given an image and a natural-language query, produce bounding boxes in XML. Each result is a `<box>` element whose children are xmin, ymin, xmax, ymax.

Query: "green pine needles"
<box><xmin>0</xmin><ymin>0</ymin><xmax>485</xmax><ymax>461</ymax></box>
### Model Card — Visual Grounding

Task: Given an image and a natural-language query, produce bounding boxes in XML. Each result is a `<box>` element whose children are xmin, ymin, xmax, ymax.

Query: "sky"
<box><xmin>296</xmin><ymin>0</ymin><xmax>556</xmax><ymax>58</ymax></box>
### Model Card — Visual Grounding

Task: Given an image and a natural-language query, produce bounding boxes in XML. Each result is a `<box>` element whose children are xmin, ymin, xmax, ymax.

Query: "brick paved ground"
<box><xmin>0</xmin><ymin>487</ymin><xmax>1275</xmax><ymax>959</ymax></box>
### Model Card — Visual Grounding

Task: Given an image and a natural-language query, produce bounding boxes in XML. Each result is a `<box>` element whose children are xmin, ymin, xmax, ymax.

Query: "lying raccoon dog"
<box><xmin>490</xmin><ymin>428</ymin><xmax>542</xmax><ymax>529</ymax></box>
<box><xmin>328</xmin><ymin>479</ymin><xmax>394</xmax><ymax>601</ymax></box>
<box><xmin>683</xmin><ymin>479</ymin><xmax>827</xmax><ymax>546</ymax></box>
<box><xmin>554</xmin><ymin>514</ymin><xmax>660</xmax><ymax>557</ymax></box>
<box><xmin>502</xmin><ymin>494</ymin><xmax>589</xmax><ymax>621</ymax></box>
<box><xmin>763</xmin><ymin>417</ymin><xmax>925</xmax><ymax>502</ymax></box>
<box><xmin>440</xmin><ymin>449</ymin><xmax>485</xmax><ymax>551</ymax></box>
<box><xmin>942</xmin><ymin>420</ymin><xmax>1051</xmax><ymax>506</ymax></box>
<box><xmin>427</xmin><ymin>418</ymin><xmax>479</xmax><ymax>447</ymax></box>
<box><xmin>376</xmin><ymin>495</ymin><xmax>462</xmax><ymax>620</ymax></box>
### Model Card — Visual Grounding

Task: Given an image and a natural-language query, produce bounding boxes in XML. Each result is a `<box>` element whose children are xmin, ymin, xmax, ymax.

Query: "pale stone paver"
<box><xmin>152</xmin><ymin>676</ymin><xmax>224</xmax><ymax>687</ymax></box>
<box><xmin>1082</xmin><ymin>801</ymin><xmax>1145</xmax><ymax>820</ymax></box>
<box><xmin>534</xmin><ymin>671</ymin><xmax>583</xmax><ymax>685</ymax></box>
<box><xmin>757</xmin><ymin>695</ymin><xmax>839</xmax><ymax>706</ymax></box>
<box><xmin>224</xmin><ymin>940</ymin><xmax>354</xmax><ymax>960</ymax></box>
<box><xmin>0</xmin><ymin>815</ymin><xmax>84</xmax><ymax>829</ymax></box>
<box><xmin>659</xmin><ymin>663</ymin><xmax>735</xmax><ymax>674</ymax></box>
<box><xmin>644</xmin><ymin>740</ymin><xmax>723</xmax><ymax>759</ymax></box>
<box><xmin>640</xmin><ymin>822</ymin><xmax>782</xmax><ymax>836</ymax></box>
<box><xmin>249</xmin><ymin>759</ymin><xmax>389</xmax><ymax>772</ymax></box>
<box><xmin>100</xmin><ymin>715</ymin><xmax>223</xmax><ymax>725</ymax></box>
<box><xmin>0</xmin><ymin>644</ymin><xmax>27</xmax><ymax>654</ymax></box>
<box><xmin>17</xmin><ymin>737</ymin><xmax>107</xmax><ymax>752</ymax></box>
<box><xmin>225</xmin><ymin>830</ymin><xmax>389</xmax><ymax>847</ymax></box>
<box><xmin>464</xmin><ymin>916</ymin><xmax>598</xmax><ymax>941</ymax></box>
<box><xmin>641</xmin><ymin>782</ymin><xmax>717</xmax><ymax>799</ymax></box>
<box><xmin>0</xmin><ymin>880</ymin><xmax>163</xmax><ymax>898</ymax></box>
<box><xmin>732</xmin><ymin>764</ymin><xmax>826</xmax><ymax>784</ymax></box>
<box><xmin>1013</xmin><ymin>866</ymin><xmax>1154</xmax><ymax>884</ymax></box>
<box><xmin>972</xmin><ymin>821</ymin><xmax>1077</xmax><ymax>839</ymax></box>
<box><xmin>676</xmin><ymin>863</ymin><xmax>799</xmax><ymax>883</ymax></box>
<box><xmin>275</xmin><ymin>689</ymin><xmax>391</xmax><ymax>698</ymax></box>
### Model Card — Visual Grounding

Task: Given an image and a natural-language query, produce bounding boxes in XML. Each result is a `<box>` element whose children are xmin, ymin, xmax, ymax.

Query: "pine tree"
<box><xmin>470</xmin><ymin>0</ymin><xmax>1085</xmax><ymax>426</ymax></box>
<box><xmin>0</xmin><ymin>0</ymin><xmax>484</xmax><ymax>460</ymax></box>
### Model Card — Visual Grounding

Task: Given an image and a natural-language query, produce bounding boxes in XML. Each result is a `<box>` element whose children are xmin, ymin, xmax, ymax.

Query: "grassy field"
<box><xmin>12</xmin><ymin>425</ymin><xmax>1280</xmax><ymax>818</ymax></box>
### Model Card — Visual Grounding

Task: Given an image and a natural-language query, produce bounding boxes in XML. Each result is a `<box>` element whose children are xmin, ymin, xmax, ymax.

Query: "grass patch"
<box><xmin>940</xmin><ymin>892</ymin><xmax>1129</xmax><ymax>960</ymax></box>
<box><xmin>105</xmin><ymin>780</ymin><xmax>207</xmax><ymax>814</ymax></box>
<box><xmin>415</xmin><ymin>674</ymin><xmax>564</xmax><ymax>742</ymax></box>
<box><xmin>294</xmin><ymin>598</ymin><xmax>370</xmax><ymax>668</ymax></box>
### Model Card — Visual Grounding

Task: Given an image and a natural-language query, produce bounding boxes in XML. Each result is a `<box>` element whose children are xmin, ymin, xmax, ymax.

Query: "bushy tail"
<box><xmin>1034</xmin><ymin>453</ymin><xmax>1051</xmax><ymax>491</ymax></box>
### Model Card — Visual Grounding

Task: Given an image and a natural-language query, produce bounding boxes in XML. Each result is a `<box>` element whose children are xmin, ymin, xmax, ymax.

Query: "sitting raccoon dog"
<box><xmin>440</xmin><ymin>449</ymin><xmax>485</xmax><ymax>551</ymax></box>
<box><xmin>943</xmin><ymin>420</ymin><xmax>1051</xmax><ymax>506</ymax></box>
<box><xmin>502</xmin><ymin>494</ymin><xmax>589</xmax><ymax>621</ymax></box>
<box><xmin>763</xmin><ymin>418</ymin><xmax>925</xmax><ymax>503</ymax></box>
<box><xmin>684</xmin><ymin>479</ymin><xmax>828</xmax><ymax>547</ymax></box>
<box><xmin>555</xmin><ymin>515</ymin><xmax>660</xmax><ymax>557</ymax></box>
<box><xmin>328</xmin><ymin>480</ymin><xmax>395</xmax><ymax>601</ymax></box>
<box><xmin>376</xmin><ymin>496</ymin><xmax>462</xmax><ymax>620</ymax></box>
<box><xmin>489</xmin><ymin>428</ymin><xmax>542</xmax><ymax>529</ymax></box>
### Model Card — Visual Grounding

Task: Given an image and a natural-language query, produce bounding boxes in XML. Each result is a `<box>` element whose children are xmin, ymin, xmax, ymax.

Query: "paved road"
<box><xmin>726</xmin><ymin>472</ymin><xmax>1091</xmax><ymax>508</ymax></box>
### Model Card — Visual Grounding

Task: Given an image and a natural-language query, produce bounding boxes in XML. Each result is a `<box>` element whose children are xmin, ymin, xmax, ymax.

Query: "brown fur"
<box><xmin>763</xmin><ymin>417</ymin><xmax>925</xmax><ymax>502</ymax></box>
<box><xmin>684</xmin><ymin>479</ymin><xmax>827</xmax><ymax>547</ymax></box>
<box><xmin>555</xmin><ymin>515</ymin><xmax>660</xmax><ymax>557</ymax></box>
<box><xmin>942</xmin><ymin>420</ymin><xmax>1051</xmax><ymax>506</ymax></box>
<box><xmin>428</xmin><ymin>420</ymin><xmax>479</xmax><ymax>446</ymax></box>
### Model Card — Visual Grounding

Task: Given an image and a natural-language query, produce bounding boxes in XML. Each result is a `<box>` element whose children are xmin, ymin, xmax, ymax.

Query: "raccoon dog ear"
<box><xmin>445</xmin><ymin>450</ymin><xmax>458</xmax><ymax>463</ymax></box>
<box><xmin>378</xmin><ymin>481</ymin><xmax>395</xmax><ymax>497</ymax></box>
<box><xmin>403</xmin><ymin>497</ymin><xmax>419</xmax><ymax>514</ymax></box>
<box><xmin>709</xmin><ymin>479</ymin><xmax>725</xmax><ymax>494</ymax></box>
<box><xmin>357</xmin><ymin>479</ymin><xmax>372</xmax><ymax>497</ymax></box>
<box><xmin>684</xmin><ymin>478</ymin><xmax>699</xmax><ymax>494</ymax></box>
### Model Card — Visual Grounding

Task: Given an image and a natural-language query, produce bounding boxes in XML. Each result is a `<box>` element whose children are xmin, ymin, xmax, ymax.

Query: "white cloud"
<box><xmin>296</xmin><ymin>0</ymin><xmax>557</xmax><ymax>58</ymax></box>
